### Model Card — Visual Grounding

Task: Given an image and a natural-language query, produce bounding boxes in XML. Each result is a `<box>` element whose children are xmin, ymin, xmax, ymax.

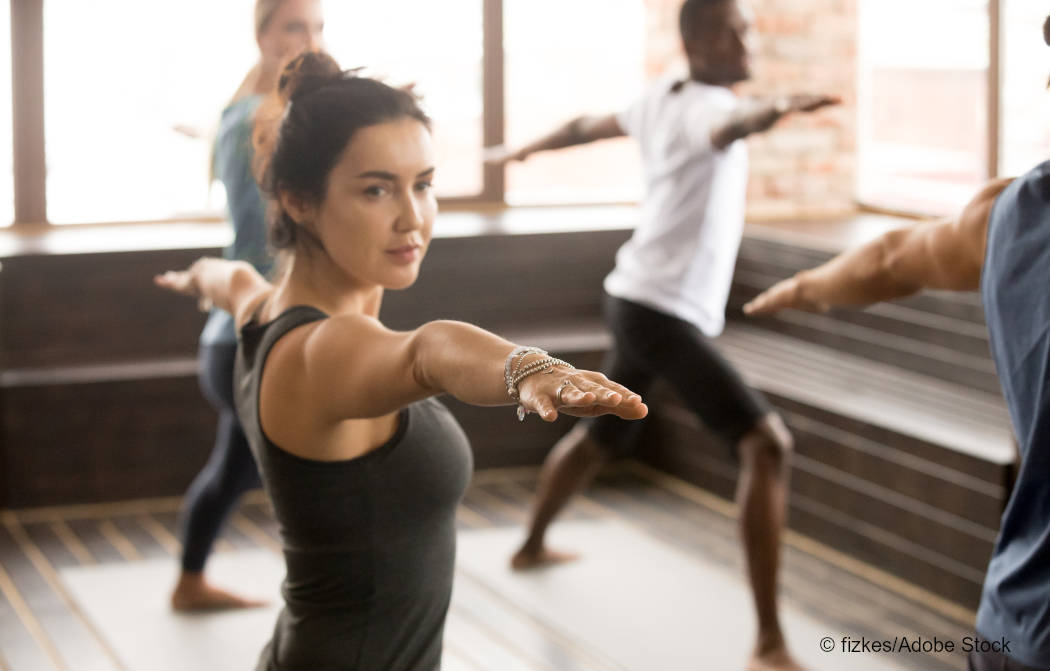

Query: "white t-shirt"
<box><xmin>604</xmin><ymin>78</ymin><xmax>748</xmax><ymax>337</ymax></box>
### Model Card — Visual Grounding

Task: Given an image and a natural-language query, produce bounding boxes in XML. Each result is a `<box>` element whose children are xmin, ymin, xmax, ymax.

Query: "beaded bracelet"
<box><xmin>509</xmin><ymin>356</ymin><xmax>576</xmax><ymax>421</ymax></box>
<box><xmin>510</xmin><ymin>357</ymin><xmax>574</xmax><ymax>389</ymax></box>
<box><xmin>504</xmin><ymin>346</ymin><xmax>546</xmax><ymax>397</ymax></box>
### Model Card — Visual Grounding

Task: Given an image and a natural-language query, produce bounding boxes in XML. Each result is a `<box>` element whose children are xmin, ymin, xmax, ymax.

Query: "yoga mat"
<box><xmin>60</xmin><ymin>550</ymin><xmax>283</xmax><ymax>671</ymax></box>
<box><xmin>59</xmin><ymin>521</ymin><xmax>926</xmax><ymax>670</ymax></box>
<box><xmin>455</xmin><ymin>519</ymin><xmax>916</xmax><ymax>671</ymax></box>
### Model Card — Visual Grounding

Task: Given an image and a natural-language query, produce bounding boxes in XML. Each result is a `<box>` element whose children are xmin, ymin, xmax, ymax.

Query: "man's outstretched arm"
<box><xmin>485</xmin><ymin>115</ymin><xmax>625</xmax><ymax>165</ymax></box>
<box><xmin>743</xmin><ymin>178</ymin><xmax>1014</xmax><ymax>315</ymax></box>
<box><xmin>710</xmin><ymin>94</ymin><xmax>840</xmax><ymax>150</ymax></box>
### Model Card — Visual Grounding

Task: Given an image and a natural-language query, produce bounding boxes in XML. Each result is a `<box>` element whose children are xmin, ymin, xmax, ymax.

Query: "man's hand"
<box><xmin>483</xmin><ymin>144</ymin><xmax>527</xmax><ymax>166</ymax></box>
<box><xmin>778</xmin><ymin>94</ymin><xmax>841</xmax><ymax>115</ymax></box>
<box><xmin>743</xmin><ymin>274</ymin><xmax>829</xmax><ymax>317</ymax></box>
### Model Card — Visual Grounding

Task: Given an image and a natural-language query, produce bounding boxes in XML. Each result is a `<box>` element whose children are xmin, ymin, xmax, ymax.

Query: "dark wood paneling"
<box><xmin>381</xmin><ymin>230</ymin><xmax>628</xmax><ymax>331</ymax></box>
<box><xmin>2</xmin><ymin>248</ymin><xmax>216</xmax><ymax>369</ymax></box>
<box><xmin>3</xmin><ymin>376</ymin><xmax>217</xmax><ymax>506</ymax></box>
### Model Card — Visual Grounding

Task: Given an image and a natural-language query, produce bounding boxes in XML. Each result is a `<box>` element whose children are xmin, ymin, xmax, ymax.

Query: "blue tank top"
<box><xmin>201</xmin><ymin>94</ymin><xmax>273</xmax><ymax>346</ymax></box>
<box><xmin>977</xmin><ymin>159</ymin><xmax>1050</xmax><ymax>667</ymax></box>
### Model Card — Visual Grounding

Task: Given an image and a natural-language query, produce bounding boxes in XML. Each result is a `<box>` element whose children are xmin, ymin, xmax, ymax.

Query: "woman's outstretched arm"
<box><xmin>154</xmin><ymin>258</ymin><xmax>270</xmax><ymax>323</ymax></box>
<box><xmin>155</xmin><ymin>258</ymin><xmax>647</xmax><ymax>424</ymax></box>
<box><xmin>301</xmin><ymin>314</ymin><xmax>648</xmax><ymax>423</ymax></box>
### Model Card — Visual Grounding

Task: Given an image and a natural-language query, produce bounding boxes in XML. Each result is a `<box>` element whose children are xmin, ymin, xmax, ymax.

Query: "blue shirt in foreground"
<box><xmin>978</xmin><ymin>158</ymin><xmax>1050</xmax><ymax>668</ymax></box>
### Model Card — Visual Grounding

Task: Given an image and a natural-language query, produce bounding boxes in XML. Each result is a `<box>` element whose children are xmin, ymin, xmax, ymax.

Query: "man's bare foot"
<box><xmin>171</xmin><ymin>572</ymin><xmax>268</xmax><ymax>612</ymax></box>
<box><xmin>510</xmin><ymin>544</ymin><xmax>580</xmax><ymax>571</ymax></box>
<box><xmin>747</xmin><ymin>644</ymin><xmax>807</xmax><ymax>671</ymax></box>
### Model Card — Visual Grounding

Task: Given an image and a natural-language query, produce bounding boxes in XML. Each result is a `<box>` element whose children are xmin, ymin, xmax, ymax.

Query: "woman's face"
<box><xmin>310</xmin><ymin>119</ymin><xmax>437</xmax><ymax>291</ymax></box>
<box><xmin>257</xmin><ymin>0</ymin><xmax>325</xmax><ymax>67</ymax></box>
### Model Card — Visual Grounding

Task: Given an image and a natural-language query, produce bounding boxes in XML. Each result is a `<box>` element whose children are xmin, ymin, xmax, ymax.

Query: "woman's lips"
<box><xmin>386</xmin><ymin>245</ymin><xmax>421</xmax><ymax>264</ymax></box>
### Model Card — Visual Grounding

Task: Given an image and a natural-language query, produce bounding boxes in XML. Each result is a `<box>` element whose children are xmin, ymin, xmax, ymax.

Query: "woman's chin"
<box><xmin>383</xmin><ymin>269</ymin><xmax>421</xmax><ymax>291</ymax></box>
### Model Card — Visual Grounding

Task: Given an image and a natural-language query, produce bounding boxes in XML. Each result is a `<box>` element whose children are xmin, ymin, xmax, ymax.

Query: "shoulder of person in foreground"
<box><xmin>742</xmin><ymin>177</ymin><xmax>1014</xmax><ymax>316</ymax></box>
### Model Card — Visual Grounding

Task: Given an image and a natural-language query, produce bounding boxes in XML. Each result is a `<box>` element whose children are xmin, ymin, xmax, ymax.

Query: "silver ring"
<box><xmin>556</xmin><ymin>379</ymin><xmax>574</xmax><ymax>405</ymax></box>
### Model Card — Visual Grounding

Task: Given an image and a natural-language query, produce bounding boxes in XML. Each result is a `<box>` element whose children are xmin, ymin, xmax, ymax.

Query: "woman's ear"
<box><xmin>279</xmin><ymin>190</ymin><xmax>317</xmax><ymax>228</ymax></box>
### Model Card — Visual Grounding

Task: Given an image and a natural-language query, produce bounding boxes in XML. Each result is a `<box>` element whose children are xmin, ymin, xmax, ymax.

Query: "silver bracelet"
<box><xmin>510</xmin><ymin>356</ymin><xmax>575</xmax><ymax>421</ymax></box>
<box><xmin>504</xmin><ymin>347</ymin><xmax>546</xmax><ymax>400</ymax></box>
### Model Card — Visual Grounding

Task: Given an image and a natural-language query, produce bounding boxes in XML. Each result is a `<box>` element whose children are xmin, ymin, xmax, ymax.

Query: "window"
<box><xmin>44</xmin><ymin>0</ymin><xmax>258</xmax><ymax>224</ymax></box>
<box><xmin>1</xmin><ymin>0</ymin><xmax>12</xmax><ymax>227</ymax></box>
<box><xmin>40</xmin><ymin>0</ymin><xmax>485</xmax><ymax>224</ymax></box>
<box><xmin>999</xmin><ymin>0</ymin><xmax>1050</xmax><ymax>176</ymax></box>
<box><xmin>857</xmin><ymin>0</ymin><xmax>990</xmax><ymax>216</ymax></box>
<box><xmin>503</xmin><ymin>0</ymin><xmax>645</xmax><ymax>205</ymax></box>
<box><xmin>324</xmin><ymin>0</ymin><xmax>484</xmax><ymax>199</ymax></box>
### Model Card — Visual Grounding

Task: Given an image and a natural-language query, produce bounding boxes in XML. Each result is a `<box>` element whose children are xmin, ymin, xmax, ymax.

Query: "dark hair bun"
<box><xmin>278</xmin><ymin>51</ymin><xmax>344</xmax><ymax>104</ymax></box>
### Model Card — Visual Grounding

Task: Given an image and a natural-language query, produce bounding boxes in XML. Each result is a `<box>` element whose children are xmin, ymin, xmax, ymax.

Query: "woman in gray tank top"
<box><xmin>155</xmin><ymin>51</ymin><xmax>648</xmax><ymax>671</ymax></box>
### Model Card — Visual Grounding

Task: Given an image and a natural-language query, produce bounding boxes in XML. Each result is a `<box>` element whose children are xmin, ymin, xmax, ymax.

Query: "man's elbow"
<box><xmin>878</xmin><ymin>231</ymin><xmax>926</xmax><ymax>295</ymax></box>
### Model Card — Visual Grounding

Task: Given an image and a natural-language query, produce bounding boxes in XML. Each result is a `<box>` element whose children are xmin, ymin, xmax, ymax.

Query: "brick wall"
<box><xmin>643</xmin><ymin>0</ymin><xmax>858</xmax><ymax>219</ymax></box>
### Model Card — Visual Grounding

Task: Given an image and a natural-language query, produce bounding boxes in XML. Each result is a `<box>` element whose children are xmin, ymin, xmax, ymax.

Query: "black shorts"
<box><xmin>588</xmin><ymin>293</ymin><xmax>771</xmax><ymax>457</ymax></box>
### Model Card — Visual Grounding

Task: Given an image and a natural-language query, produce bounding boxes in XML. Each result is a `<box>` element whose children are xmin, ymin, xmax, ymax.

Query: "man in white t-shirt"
<box><xmin>489</xmin><ymin>1</ymin><xmax>837</xmax><ymax>669</ymax></box>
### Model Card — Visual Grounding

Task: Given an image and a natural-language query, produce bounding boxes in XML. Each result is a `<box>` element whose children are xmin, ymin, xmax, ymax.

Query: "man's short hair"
<box><xmin>679</xmin><ymin>0</ymin><xmax>730</xmax><ymax>42</ymax></box>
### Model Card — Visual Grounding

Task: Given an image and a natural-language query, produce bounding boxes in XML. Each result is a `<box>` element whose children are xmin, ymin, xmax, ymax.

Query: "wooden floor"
<box><xmin>0</xmin><ymin>462</ymin><xmax>974</xmax><ymax>671</ymax></box>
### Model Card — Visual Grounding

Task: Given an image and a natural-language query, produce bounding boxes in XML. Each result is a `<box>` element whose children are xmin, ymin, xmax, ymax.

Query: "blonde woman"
<box><xmin>171</xmin><ymin>0</ymin><xmax>323</xmax><ymax>611</ymax></box>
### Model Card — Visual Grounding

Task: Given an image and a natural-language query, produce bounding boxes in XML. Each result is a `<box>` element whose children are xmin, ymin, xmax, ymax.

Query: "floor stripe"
<box><xmin>229</xmin><ymin>514</ymin><xmax>281</xmax><ymax>554</ymax></box>
<box><xmin>48</xmin><ymin>520</ymin><xmax>95</xmax><ymax>566</ymax></box>
<box><xmin>135</xmin><ymin>515</ymin><xmax>181</xmax><ymax>557</ymax></box>
<box><xmin>96</xmin><ymin>521</ymin><xmax>140</xmax><ymax>562</ymax></box>
<box><xmin>470</xmin><ymin>467</ymin><xmax>545</xmax><ymax>486</ymax></box>
<box><xmin>214</xmin><ymin>539</ymin><xmax>237</xmax><ymax>553</ymax></box>
<box><xmin>455</xmin><ymin>506</ymin><xmax>491</xmax><ymax>529</ymax></box>
<box><xmin>454</xmin><ymin>569</ymin><xmax>622</xmax><ymax>671</ymax></box>
<box><xmin>463</xmin><ymin>487</ymin><xmax>529</xmax><ymax>523</ymax></box>
<box><xmin>626</xmin><ymin>461</ymin><xmax>978</xmax><ymax>626</ymax></box>
<box><xmin>0</xmin><ymin>562</ymin><xmax>64</xmax><ymax>671</ymax></box>
<box><xmin>448</xmin><ymin>603</ymin><xmax>554</xmax><ymax>671</ymax></box>
<box><xmin>11</xmin><ymin>490</ymin><xmax>268</xmax><ymax>525</ymax></box>
<box><xmin>502</xmin><ymin>479</ymin><xmax>616</xmax><ymax>519</ymax></box>
<box><xmin>442</xmin><ymin>640</ymin><xmax>487</xmax><ymax>671</ymax></box>
<box><xmin>1</xmin><ymin>514</ymin><xmax>127</xmax><ymax>670</ymax></box>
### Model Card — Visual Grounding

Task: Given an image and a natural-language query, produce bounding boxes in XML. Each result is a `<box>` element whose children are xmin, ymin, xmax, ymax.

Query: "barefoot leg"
<box><xmin>171</xmin><ymin>571</ymin><xmax>268</xmax><ymax>612</ymax></box>
<box><xmin>737</xmin><ymin>414</ymin><xmax>806</xmax><ymax>670</ymax></box>
<box><xmin>511</xmin><ymin>425</ymin><xmax>608</xmax><ymax>570</ymax></box>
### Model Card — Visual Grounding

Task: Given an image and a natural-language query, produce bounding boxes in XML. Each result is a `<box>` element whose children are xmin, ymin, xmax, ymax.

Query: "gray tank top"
<box><xmin>235</xmin><ymin>306</ymin><xmax>473</xmax><ymax>670</ymax></box>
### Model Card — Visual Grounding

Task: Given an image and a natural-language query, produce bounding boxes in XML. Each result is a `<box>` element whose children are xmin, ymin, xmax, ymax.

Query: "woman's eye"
<box><xmin>415</xmin><ymin>181</ymin><xmax>433</xmax><ymax>192</ymax></box>
<box><xmin>364</xmin><ymin>185</ymin><xmax>386</xmax><ymax>197</ymax></box>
